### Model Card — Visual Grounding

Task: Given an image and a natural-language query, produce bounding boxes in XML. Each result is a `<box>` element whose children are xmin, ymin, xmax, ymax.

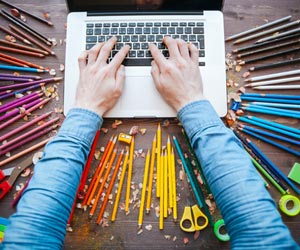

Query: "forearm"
<box><xmin>178</xmin><ymin>100</ymin><xmax>298</xmax><ymax>249</ymax></box>
<box><xmin>1</xmin><ymin>108</ymin><xmax>102</xmax><ymax>250</ymax></box>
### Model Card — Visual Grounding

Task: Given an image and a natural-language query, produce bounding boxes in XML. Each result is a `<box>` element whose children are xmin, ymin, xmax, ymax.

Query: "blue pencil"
<box><xmin>240</xmin><ymin>127</ymin><xmax>300</xmax><ymax>157</ymax></box>
<box><xmin>243</xmin><ymin>116</ymin><xmax>300</xmax><ymax>135</ymax></box>
<box><xmin>241</xmin><ymin>93</ymin><xmax>300</xmax><ymax>100</ymax></box>
<box><xmin>238</xmin><ymin>124</ymin><xmax>300</xmax><ymax>146</ymax></box>
<box><xmin>242</xmin><ymin>105</ymin><xmax>300</xmax><ymax>119</ymax></box>
<box><xmin>241</xmin><ymin>96</ymin><xmax>300</xmax><ymax>105</ymax></box>
<box><xmin>243</xmin><ymin>103</ymin><xmax>300</xmax><ymax>115</ymax></box>
<box><xmin>237</xmin><ymin>117</ymin><xmax>300</xmax><ymax>139</ymax></box>
<box><xmin>0</xmin><ymin>65</ymin><xmax>45</xmax><ymax>73</ymax></box>
<box><xmin>251</xmin><ymin>102</ymin><xmax>300</xmax><ymax>109</ymax></box>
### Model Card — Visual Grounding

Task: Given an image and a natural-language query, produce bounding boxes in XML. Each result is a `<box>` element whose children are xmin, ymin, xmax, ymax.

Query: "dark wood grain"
<box><xmin>0</xmin><ymin>1</ymin><xmax>299</xmax><ymax>249</ymax></box>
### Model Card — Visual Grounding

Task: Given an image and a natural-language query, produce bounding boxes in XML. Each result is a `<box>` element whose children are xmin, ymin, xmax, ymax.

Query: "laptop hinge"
<box><xmin>87</xmin><ymin>11</ymin><xmax>204</xmax><ymax>16</ymax></box>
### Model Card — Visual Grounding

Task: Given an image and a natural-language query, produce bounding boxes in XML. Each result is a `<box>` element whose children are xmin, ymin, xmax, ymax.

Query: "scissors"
<box><xmin>0</xmin><ymin>154</ymin><xmax>34</xmax><ymax>199</ymax></box>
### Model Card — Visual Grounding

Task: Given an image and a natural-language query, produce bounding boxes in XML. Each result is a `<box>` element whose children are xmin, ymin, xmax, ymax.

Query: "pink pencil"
<box><xmin>0</xmin><ymin>98</ymin><xmax>50</xmax><ymax>130</ymax></box>
<box><xmin>0</xmin><ymin>117</ymin><xmax>59</xmax><ymax>150</ymax></box>
<box><xmin>0</xmin><ymin>111</ymin><xmax>52</xmax><ymax>142</ymax></box>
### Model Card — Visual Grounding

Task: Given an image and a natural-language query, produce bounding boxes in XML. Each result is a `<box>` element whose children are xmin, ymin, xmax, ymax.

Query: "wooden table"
<box><xmin>0</xmin><ymin>0</ymin><xmax>299</xmax><ymax>249</ymax></box>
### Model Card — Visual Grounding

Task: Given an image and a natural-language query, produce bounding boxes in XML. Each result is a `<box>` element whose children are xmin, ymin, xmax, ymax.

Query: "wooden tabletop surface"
<box><xmin>0</xmin><ymin>0</ymin><xmax>299</xmax><ymax>249</ymax></box>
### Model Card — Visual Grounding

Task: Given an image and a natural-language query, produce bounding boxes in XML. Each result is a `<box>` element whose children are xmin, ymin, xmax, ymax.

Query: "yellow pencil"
<box><xmin>125</xmin><ymin>136</ymin><xmax>135</xmax><ymax>212</ymax></box>
<box><xmin>146</xmin><ymin>134</ymin><xmax>156</xmax><ymax>213</ymax></box>
<box><xmin>156</xmin><ymin>123</ymin><xmax>161</xmax><ymax>197</ymax></box>
<box><xmin>163</xmin><ymin>149</ymin><xmax>168</xmax><ymax>218</ymax></box>
<box><xmin>171</xmin><ymin>147</ymin><xmax>178</xmax><ymax>222</ymax></box>
<box><xmin>167</xmin><ymin>136</ymin><xmax>173</xmax><ymax>208</ymax></box>
<box><xmin>159</xmin><ymin>151</ymin><xmax>164</xmax><ymax>230</ymax></box>
<box><xmin>111</xmin><ymin>148</ymin><xmax>129</xmax><ymax>222</ymax></box>
<box><xmin>138</xmin><ymin>149</ymin><xmax>151</xmax><ymax>228</ymax></box>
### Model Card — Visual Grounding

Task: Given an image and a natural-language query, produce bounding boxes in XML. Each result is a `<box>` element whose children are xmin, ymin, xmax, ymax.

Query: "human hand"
<box><xmin>149</xmin><ymin>37</ymin><xmax>205</xmax><ymax>113</ymax></box>
<box><xmin>74</xmin><ymin>37</ymin><xmax>130</xmax><ymax>117</ymax></box>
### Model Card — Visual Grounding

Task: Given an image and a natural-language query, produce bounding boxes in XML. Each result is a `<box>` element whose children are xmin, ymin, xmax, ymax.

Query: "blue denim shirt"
<box><xmin>1</xmin><ymin>101</ymin><xmax>299</xmax><ymax>249</ymax></box>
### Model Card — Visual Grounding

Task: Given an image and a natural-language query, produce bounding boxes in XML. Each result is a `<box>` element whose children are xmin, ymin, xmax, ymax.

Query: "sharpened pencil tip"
<box><xmin>244</xmin><ymin>83</ymin><xmax>251</xmax><ymax>87</ymax></box>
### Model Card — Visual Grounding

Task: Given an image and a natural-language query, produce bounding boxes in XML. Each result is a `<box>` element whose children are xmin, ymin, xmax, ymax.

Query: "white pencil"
<box><xmin>245</xmin><ymin>69</ymin><xmax>300</xmax><ymax>82</ymax></box>
<box><xmin>245</xmin><ymin>76</ymin><xmax>300</xmax><ymax>87</ymax></box>
<box><xmin>256</xmin><ymin>27</ymin><xmax>300</xmax><ymax>43</ymax></box>
<box><xmin>225</xmin><ymin>15</ymin><xmax>291</xmax><ymax>41</ymax></box>
<box><xmin>253</xmin><ymin>84</ymin><xmax>300</xmax><ymax>90</ymax></box>
<box><xmin>233</xmin><ymin>20</ymin><xmax>300</xmax><ymax>44</ymax></box>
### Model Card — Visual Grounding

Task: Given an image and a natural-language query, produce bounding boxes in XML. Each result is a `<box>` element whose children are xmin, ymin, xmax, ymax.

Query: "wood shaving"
<box><xmin>5</xmin><ymin>35</ymin><xmax>16</xmax><ymax>42</ymax></box>
<box><xmin>94</xmin><ymin>150</ymin><xmax>101</xmax><ymax>160</ymax></box>
<box><xmin>242</xmin><ymin>71</ymin><xmax>250</xmax><ymax>78</ymax></box>
<box><xmin>66</xmin><ymin>225</ymin><xmax>73</xmax><ymax>232</ymax></box>
<box><xmin>139</xmin><ymin>128</ymin><xmax>147</xmax><ymax>135</ymax></box>
<box><xmin>112</xmin><ymin>119</ymin><xmax>122</xmax><ymax>128</ymax></box>
<box><xmin>172</xmin><ymin>236</ymin><xmax>177</xmax><ymax>242</ymax></box>
<box><xmin>20</xmin><ymin>15</ymin><xmax>26</xmax><ymax>22</ymax></box>
<box><xmin>21</xmin><ymin>167</ymin><xmax>31</xmax><ymax>177</ymax></box>
<box><xmin>238</xmin><ymin>87</ymin><xmax>246</xmax><ymax>93</ymax></box>
<box><xmin>164</xmin><ymin>235</ymin><xmax>171</xmax><ymax>240</ymax></box>
<box><xmin>155</xmin><ymin>206</ymin><xmax>160</xmax><ymax>217</ymax></box>
<box><xmin>129</xmin><ymin>125</ymin><xmax>139</xmax><ymax>135</ymax></box>
<box><xmin>10</xmin><ymin>8</ymin><xmax>19</xmax><ymax>17</ymax></box>
<box><xmin>5</xmin><ymin>152</ymin><xmax>11</xmax><ymax>157</ymax></box>
<box><xmin>104</xmin><ymin>211</ymin><xmax>109</xmax><ymax>218</ymax></box>
<box><xmin>183</xmin><ymin>237</ymin><xmax>189</xmax><ymax>245</ymax></box>
<box><xmin>236</xmin><ymin>109</ymin><xmax>244</xmax><ymax>116</ymax></box>
<box><xmin>137</xmin><ymin>229</ymin><xmax>143</xmax><ymax>235</ymax></box>
<box><xmin>101</xmin><ymin>127</ymin><xmax>108</xmax><ymax>133</ymax></box>
<box><xmin>145</xmin><ymin>224</ymin><xmax>152</xmax><ymax>231</ymax></box>
<box><xmin>43</xmin><ymin>12</ymin><xmax>50</xmax><ymax>19</ymax></box>
<box><xmin>162</xmin><ymin>119</ymin><xmax>170</xmax><ymax>127</ymax></box>
<box><xmin>194</xmin><ymin>230</ymin><xmax>200</xmax><ymax>240</ymax></box>
<box><xmin>235</xmin><ymin>65</ymin><xmax>242</xmax><ymax>72</ymax></box>
<box><xmin>179</xmin><ymin>170</ymin><xmax>184</xmax><ymax>181</ymax></box>
<box><xmin>59</xmin><ymin>64</ymin><xmax>65</xmax><ymax>72</ymax></box>
<box><xmin>32</xmin><ymin>151</ymin><xmax>43</xmax><ymax>164</ymax></box>
<box><xmin>110</xmin><ymin>235</ymin><xmax>114</xmax><ymax>241</ymax></box>
<box><xmin>228</xmin><ymin>92</ymin><xmax>241</xmax><ymax>102</ymax></box>
<box><xmin>54</xmin><ymin>108</ymin><xmax>63</xmax><ymax>114</ymax></box>
<box><xmin>15</xmin><ymin>93</ymin><xmax>24</xmax><ymax>98</ymax></box>
<box><xmin>49</xmin><ymin>68</ymin><xmax>56</xmax><ymax>76</ymax></box>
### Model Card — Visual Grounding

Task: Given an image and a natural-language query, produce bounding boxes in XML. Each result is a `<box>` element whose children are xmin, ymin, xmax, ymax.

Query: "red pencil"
<box><xmin>0</xmin><ymin>45</ymin><xmax>45</xmax><ymax>58</ymax></box>
<box><xmin>0</xmin><ymin>56</ymin><xmax>28</xmax><ymax>67</ymax></box>
<box><xmin>0</xmin><ymin>52</ymin><xmax>46</xmax><ymax>69</ymax></box>
<box><xmin>0</xmin><ymin>39</ymin><xmax>49</xmax><ymax>55</ymax></box>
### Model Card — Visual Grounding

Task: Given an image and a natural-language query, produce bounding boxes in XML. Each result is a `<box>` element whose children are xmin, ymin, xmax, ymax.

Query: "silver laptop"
<box><xmin>64</xmin><ymin>0</ymin><xmax>227</xmax><ymax>117</ymax></box>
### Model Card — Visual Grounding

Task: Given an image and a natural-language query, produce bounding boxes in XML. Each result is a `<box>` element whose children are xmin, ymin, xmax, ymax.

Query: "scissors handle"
<box><xmin>180</xmin><ymin>206</ymin><xmax>195</xmax><ymax>232</ymax></box>
<box><xmin>0</xmin><ymin>180</ymin><xmax>12</xmax><ymax>199</ymax></box>
<box><xmin>191</xmin><ymin>204</ymin><xmax>208</xmax><ymax>230</ymax></box>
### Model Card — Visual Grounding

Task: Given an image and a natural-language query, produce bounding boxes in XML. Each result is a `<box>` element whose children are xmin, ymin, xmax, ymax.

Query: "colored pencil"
<box><xmin>0</xmin><ymin>98</ymin><xmax>50</xmax><ymax>130</ymax></box>
<box><xmin>0</xmin><ymin>124</ymin><xmax>57</xmax><ymax>156</ymax></box>
<box><xmin>245</xmin><ymin>69</ymin><xmax>300</xmax><ymax>82</ymax></box>
<box><xmin>0</xmin><ymin>39</ymin><xmax>49</xmax><ymax>55</ymax></box>
<box><xmin>0</xmin><ymin>64</ymin><xmax>46</xmax><ymax>73</ymax></box>
<box><xmin>246</xmin><ymin>138</ymin><xmax>300</xmax><ymax>195</ymax></box>
<box><xmin>90</xmin><ymin>148</ymin><xmax>118</xmax><ymax>218</ymax></box>
<box><xmin>0</xmin><ymin>77</ymin><xmax>61</xmax><ymax>91</ymax></box>
<box><xmin>0</xmin><ymin>137</ymin><xmax>51</xmax><ymax>167</ymax></box>
<box><xmin>0</xmin><ymin>0</ymin><xmax>53</xmax><ymax>26</ymax></box>
<box><xmin>237</xmin><ymin>40</ymin><xmax>300</xmax><ymax>58</ymax></box>
<box><xmin>0</xmin><ymin>45</ymin><xmax>45</xmax><ymax>57</ymax></box>
<box><xmin>9</xmin><ymin>24</ymin><xmax>55</xmax><ymax>55</ymax></box>
<box><xmin>241</xmin><ymin>93</ymin><xmax>300</xmax><ymax>100</ymax></box>
<box><xmin>242</xmin><ymin>104</ymin><xmax>300</xmax><ymax>119</ymax></box>
<box><xmin>254</xmin><ymin>84</ymin><xmax>300</xmax><ymax>90</ymax></box>
<box><xmin>0</xmin><ymin>111</ymin><xmax>52</xmax><ymax>142</ymax></box>
<box><xmin>0</xmin><ymin>76</ymin><xmax>34</xmax><ymax>82</ymax></box>
<box><xmin>238</xmin><ymin>48</ymin><xmax>300</xmax><ymax>65</ymax></box>
<box><xmin>146</xmin><ymin>134</ymin><xmax>156</xmax><ymax>213</ymax></box>
<box><xmin>97</xmin><ymin>149</ymin><xmax>124</xmax><ymax>224</ymax></box>
<box><xmin>163</xmin><ymin>150</ymin><xmax>168</xmax><ymax>218</ymax></box>
<box><xmin>249</xmin><ymin>58</ymin><xmax>300</xmax><ymax>71</ymax></box>
<box><xmin>81</xmin><ymin>136</ymin><xmax>114</xmax><ymax>207</ymax></box>
<box><xmin>0</xmin><ymin>24</ymin><xmax>31</xmax><ymax>45</ymax></box>
<box><xmin>0</xmin><ymin>9</ymin><xmax>51</xmax><ymax>46</ymax></box>
<box><xmin>256</xmin><ymin>27</ymin><xmax>300</xmax><ymax>43</ymax></box>
<box><xmin>232</xmin><ymin>33</ymin><xmax>300</xmax><ymax>53</ymax></box>
<box><xmin>111</xmin><ymin>149</ymin><xmax>129</xmax><ymax>222</ymax></box>
<box><xmin>0</xmin><ymin>56</ymin><xmax>28</xmax><ymax>67</ymax></box>
<box><xmin>245</xmin><ymin>76</ymin><xmax>300</xmax><ymax>88</ymax></box>
<box><xmin>225</xmin><ymin>15</ymin><xmax>291</xmax><ymax>41</ymax></box>
<box><xmin>233</xmin><ymin>20</ymin><xmax>300</xmax><ymax>44</ymax></box>
<box><xmin>239</xmin><ymin>127</ymin><xmax>300</xmax><ymax>157</ymax></box>
<box><xmin>250</xmin><ymin>101</ymin><xmax>300</xmax><ymax>109</ymax></box>
<box><xmin>240</xmin><ymin>95</ymin><xmax>300</xmax><ymax>104</ymax></box>
<box><xmin>242</xmin><ymin>103</ymin><xmax>300</xmax><ymax>115</ymax></box>
<box><xmin>237</xmin><ymin>116</ymin><xmax>300</xmax><ymax>138</ymax></box>
<box><xmin>0</xmin><ymin>73</ymin><xmax>40</xmax><ymax>79</ymax></box>
<box><xmin>159</xmin><ymin>151</ymin><xmax>164</xmax><ymax>230</ymax></box>
<box><xmin>156</xmin><ymin>123</ymin><xmax>161</xmax><ymax>197</ymax></box>
<box><xmin>125</xmin><ymin>136</ymin><xmax>135</xmax><ymax>212</ymax></box>
<box><xmin>167</xmin><ymin>136</ymin><xmax>173</xmax><ymax>208</ymax></box>
<box><xmin>138</xmin><ymin>149</ymin><xmax>150</xmax><ymax>228</ymax></box>
<box><xmin>171</xmin><ymin>147</ymin><xmax>177</xmax><ymax>222</ymax></box>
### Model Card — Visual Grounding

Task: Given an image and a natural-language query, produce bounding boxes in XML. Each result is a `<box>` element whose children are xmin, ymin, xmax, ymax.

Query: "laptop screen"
<box><xmin>66</xmin><ymin>0</ymin><xmax>224</xmax><ymax>12</ymax></box>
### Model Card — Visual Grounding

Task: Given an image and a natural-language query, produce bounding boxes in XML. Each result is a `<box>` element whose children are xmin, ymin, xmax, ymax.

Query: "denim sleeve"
<box><xmin>1</xmin><ymin>108</ymin><xmax>102</xmax><ymax>250</ymax></box>
<box><xmin>178</xmin><ymin>100</ymin><xmax>299</xmax><ymax>250</ymax></box>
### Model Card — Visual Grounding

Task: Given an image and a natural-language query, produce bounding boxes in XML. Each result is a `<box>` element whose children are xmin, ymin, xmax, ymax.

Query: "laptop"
<box><xmin>64</xmin><ymin>0</ymin><xmax>227</xmax><ymax>117</ymax></box>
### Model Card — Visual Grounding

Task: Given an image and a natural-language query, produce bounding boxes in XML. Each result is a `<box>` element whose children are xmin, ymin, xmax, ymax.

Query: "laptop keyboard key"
<box><xmin>122</xmin><ymin>58</ymin><xmax>152</xmax><ymax>66</ymax></box>
<box><xmin>86</xmin><ymin>29</ymin><xmax>94</xmax><ymax>35</ymax></box>
<box><xmin>193</xmin><ymin>27</ymin><xmax>204</xmax><ymax>34</ymax></box>
<box><xmin>86</xmin><ymin>36</ymin><xmax>97</xmax><ymax>43</ymax></box>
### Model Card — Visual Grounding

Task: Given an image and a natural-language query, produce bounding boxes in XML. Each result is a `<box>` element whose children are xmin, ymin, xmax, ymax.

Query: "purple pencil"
<box><xmin>0</xmin><ymin>98</ymin><xmax>50</xmax><ymax>130</ymax></box>
<box><xmin>0</xmin><ymin>77</ymin><xmax>34</xmax><ymax>82</ymax></box>
<box><xmin>0</xmin><ymin>92</ymin><xmax>43</xmax><ymax>113</ymax></box>
<box><xmin>0</xmin><ymin>125</ymin><xmax>57</xmax><ymax>156</ymax></box>
<box><xmin>0</xmin><ymin>98</ymin><xmax>45</xmax><ymax>122</ymax></box>
<box><xmin>0</xmin><ymin>73</ymin><xmax>41</xmax><ymax>79</ymax></box>
<box><xmin>0</xmin><ymin>77</ymin><xmax>62</xmax><ymax>91</ymax></box>
<box><xmin>0</xmin><ymin>111</ymin><xmax>52</xmax><ymax>142</ymax></box>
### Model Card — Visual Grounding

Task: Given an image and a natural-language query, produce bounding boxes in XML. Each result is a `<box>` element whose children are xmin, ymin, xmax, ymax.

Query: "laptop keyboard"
<box><xmin>85</xmin><ymin>21</ymin><xmax>205</xmax><ymax>66</ymax></box>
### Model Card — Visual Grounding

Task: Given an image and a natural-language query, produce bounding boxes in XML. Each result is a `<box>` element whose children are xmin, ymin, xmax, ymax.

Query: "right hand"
<box><xmin>149</xmin><ymin>37</ymin><xmax>205</xmax><ymax>113</ymax></box>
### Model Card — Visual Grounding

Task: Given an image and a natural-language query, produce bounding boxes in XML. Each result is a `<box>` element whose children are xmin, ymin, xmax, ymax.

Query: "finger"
<box><xmin>87</xmin><ymin>43</ymin><xmax>103</xmax><ymax>65</ymax></box>
<box><xmin>149</xmin><ymin>43</ymin><xmax>167</xmax><ymax>71</ymax></box>
<box><xmin>150</xmin><ymin>60</ymin><xmax>161</xmax><ymax>87</ymax></box>
<box><xmin>78</xmin><ymin>50</ymin><xmax>88</xmax><ymax>70</ymax></box>
<box><xmin>97</xmin><ymin>36</ymin><xmax>117</xmax><ymax>65</ymax></box>
<box><xmin>188</xmin><ymin>43</ymin><xmax>199</xmax><ymax>64</ymax></box>
<box><xmin>176</xmin><ymin>39</ymin><xmax>189</xmax><ymax>59</ymax></box>
<box><xmin>163</xmin><ymin>36</ymin><xmax>181</xmax><ymax>59</ymax></box>
<box><xmin>109</xmin><ymin>45</ymin><xmax>130</xmax><ymax>70</ymax></box>
<box><xmin>115</xmin><ymin>64</ymin><xmax>126</xmax><ymax>95</ymax></box>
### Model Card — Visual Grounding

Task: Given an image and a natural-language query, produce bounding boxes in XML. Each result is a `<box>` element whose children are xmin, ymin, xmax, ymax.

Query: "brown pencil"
<box><xmin>0</xmin><ymin>45</ymin><xmax>45</xmax><ymax>57</ymax></box>
<box><xmin>0</xmin><ymin>39</ymin><xmax>49</xmax><ymax>55</ymax></box>
<box><xmin>0</xmin><ymin>9</ymin><xmax>52</xmax><ymax>46</ymax></box>
<box><xmin>0</xmin><ymin>0</ymin><xmax>53</xmax><ymax>26</ymax></box>
<box><xmin>0</xmin><ymin>24</ymin><xmax>31</xmax><ymax>45</ymax></box>
<box><xmin>9</xmin><ymin>24</ymin><xmax>55</xmax><ymax>55</ymax></box>
<box><xmin>0</xmin><ymin>56</ymin><xmax>28</xmax><ymax>67</ymax></box>
<box><xmin>0</xmin><ymin>52</ymin><xmax>46</xmax><ymax>69</ymax></box>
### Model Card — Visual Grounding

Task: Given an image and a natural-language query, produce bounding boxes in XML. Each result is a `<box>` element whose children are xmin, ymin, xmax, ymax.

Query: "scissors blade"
<box><xmin>2</xmin><ymin>167</ymin><xmax>15</xmax><ymax>177</ymax></box>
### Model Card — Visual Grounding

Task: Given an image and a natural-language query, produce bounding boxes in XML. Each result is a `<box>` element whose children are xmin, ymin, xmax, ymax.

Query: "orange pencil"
<box><xmin>0</xmin><ymin>52</ymin><xmax>46</xmax><ymax>69</ymax></box>
<box><xmin>96</xmin><ymin>149</ymin><xmax>124</xmax><ymax>224</ymax></box>
<box><xmin>89</xmin><ymin>148</ymin><xmax>118</xmax><ymax>217</ymax></box>
<box><xmin>0</xmin><ymin>39</ymin><xmax>49</xmax><ymax>55</ymax></box>
<box><xmin>0</xmin><ymin>46</ymin><xmax>45</xmax><ymax>58</ymax></box>
<box><xmin>0</xmin><ymin>56</ymin><xmax>28</xmax><ymax>67</ymax></box>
